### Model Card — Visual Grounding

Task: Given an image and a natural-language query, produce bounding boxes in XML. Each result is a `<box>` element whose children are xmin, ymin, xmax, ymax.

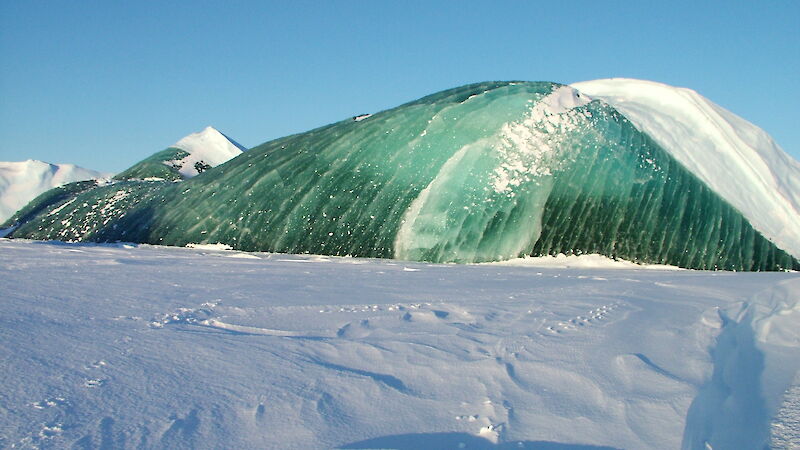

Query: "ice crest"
<box><xmin>492</xmin><ymin>86</ymin><xmax>591</xmax><ymax>194</ymax></box>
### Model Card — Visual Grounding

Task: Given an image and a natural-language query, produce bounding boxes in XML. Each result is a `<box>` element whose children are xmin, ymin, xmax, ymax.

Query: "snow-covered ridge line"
<box><xmin>166</xmin><ymin>126</ymin><xmax>246</xmax><ymax>178</ymax></box>
<box><xmin>0</xmin><ymin>160</ymin><xmax>110</xmax><ymax>223</ymax></box>
<box><xmin>572</xmin><ymin>78</ymin><xmax>800</xmax><ymax>259</ymax></box>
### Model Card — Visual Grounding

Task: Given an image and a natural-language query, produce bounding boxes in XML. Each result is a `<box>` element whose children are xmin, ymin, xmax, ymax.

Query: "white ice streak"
<box><xmin>165</xmin><ymin>126</ymin><xmax>247</xmax><ymax>178</ymax></box>
<box><xmin>571</xmin><ymin>78</ymin><xmax>800</xmax><ymax>258</ymax></box>
<box><xmin>491</xmin><ymin>86</ymin><xmax>591</xmax><ymax>194</ymax></box>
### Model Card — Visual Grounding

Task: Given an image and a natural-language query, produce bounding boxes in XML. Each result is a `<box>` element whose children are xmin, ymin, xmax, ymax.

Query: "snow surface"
<box><xmin>0</xmin><ymin>160</ymin><xmax>110</xmax><ymax>223</ymax></box>
<box><xmin>1</xmin><ymin>239</ymin><xmax>798</xmax><ymax>449</ymax></box>
<box><xmin>571</xmin><ymin>78</ymin><xmax>800</xmax><ymax>259</ymax></box>
<box><xmin>168</xmin><ymin>126</ymin><xmax>247</xmax><ymax>178</ymax></box>
<box><xmin>487</xmin><ymin>253</ymin><xmax>683</xmax><ymax>270</ymax></box>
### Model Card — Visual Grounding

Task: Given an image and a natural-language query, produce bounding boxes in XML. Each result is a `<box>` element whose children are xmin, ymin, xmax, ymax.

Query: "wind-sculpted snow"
<box><xmin>1</xmin><ymin>240</ymin><xmax>799</xmax><ymax>448</ymax></box>
<box><xmin>4</xmin><ymin>82</ymin><xmax>798</xmax><ymax>270</ymax></box>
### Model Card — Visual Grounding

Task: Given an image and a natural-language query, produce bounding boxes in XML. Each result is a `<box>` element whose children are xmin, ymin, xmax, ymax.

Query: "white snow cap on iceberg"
<box><xmin>168</xmin><ymin>126</ymin><xmax>247</xmax><ymax>178</ymax></box>
<box><xmin>571</xmin><ymin>78</ymin><xmax>800</xmax><ymax>259</ymax></box>
<box><xmin>0</xmin><ymin>160</ymin><xmax>110</xmax><ymax>222</ymax></box>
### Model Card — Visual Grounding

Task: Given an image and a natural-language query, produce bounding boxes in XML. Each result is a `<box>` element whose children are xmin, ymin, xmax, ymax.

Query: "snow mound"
<box><xmin>168</xmin><ymin>126</ymin><xmax>246</xmax><ymax>178</ymax></box>
<box><xmin>571</xmin><ymin>78</ymin><xmax>800</xmax><ymax>259</ymax></box>
<box><xmin>487</xmin><ymin>253</ymin><xmax>683</xmax><ymax>270</ymax></box>
<box><xmin>0</xmin><ymin>160</ymin><xmax>109</xmax><ymax>222</ymax></box>
<box><xmin>185</xmin><ymin>242</ymin><xmax>233</xmax><ymax>251</ymax></box>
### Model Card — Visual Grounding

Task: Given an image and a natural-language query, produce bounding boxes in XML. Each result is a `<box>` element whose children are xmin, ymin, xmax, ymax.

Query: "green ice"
<box><xmin>113</xmin><ymin>147</ymin><xmax>190</xmax><ymax>181</ymax></box>
<box><xmin>5</xmin><ymin>82</ymin><xmax>798</xmax><ymax>271</ymax></box>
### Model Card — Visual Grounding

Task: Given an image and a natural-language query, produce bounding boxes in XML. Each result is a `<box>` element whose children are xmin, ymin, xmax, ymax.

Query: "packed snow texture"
<box><xmin>572</xmin><ymin>78</ymin><xmax>800</xmax><ymax>259</ymax></box>
<box><xmin>167</xmin><ymin>126</ymin><xmax>247</xmax><ymax>178</ymax></box>
<box><xmin>487</xmin><ymin>253</ymin><xmax>683</xmax><ymax>270</ymax></box>
<box><xmin>0</xmin><ymin>160</ymin><xmax>109</xmax><ymax>222</ymax></box>
<box><xmin>1</xmin><ymin>239</ymin><xmax>798</xmax><ymax>449</ymax></box>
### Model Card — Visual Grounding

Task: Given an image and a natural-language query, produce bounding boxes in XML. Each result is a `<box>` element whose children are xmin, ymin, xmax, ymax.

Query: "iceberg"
<box><xmin>4</xmin><ymin>82</ymin><xmax>798</xmax><ymax>271</ymax></box>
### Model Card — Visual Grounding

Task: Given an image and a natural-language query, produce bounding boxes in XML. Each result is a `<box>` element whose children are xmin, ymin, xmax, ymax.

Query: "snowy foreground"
<box><xmin>1</xmin><ymin>240</ymin><xmax>798</xmax><ymax>449</ymax></box>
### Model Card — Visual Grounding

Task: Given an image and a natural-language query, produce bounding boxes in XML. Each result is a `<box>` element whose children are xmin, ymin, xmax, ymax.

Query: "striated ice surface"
<box><xmin>572</xmin><ymin>78</ymin><xmax>800</xmax><ymax>259</ymax></box>
<box><xmin>4</xmin><ymin>82</ymin><xmax>798</xmax><ymax>270</ymax></box>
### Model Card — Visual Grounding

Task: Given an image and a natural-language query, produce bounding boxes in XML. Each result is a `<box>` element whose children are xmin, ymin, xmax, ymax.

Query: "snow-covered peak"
<box><xmin>168</xmin><ymin>126</ymin><xmax>247</xmax><ymax>178</ymax></box>
<box><xmin>572</xmin><ymin>78</ymin><xmax>800</xmax><ymax>259</ymax></box>
<box><xmin>0</xmin><ymin>160</ymin><xmax>110</xmax><ymax>223</ymax></box>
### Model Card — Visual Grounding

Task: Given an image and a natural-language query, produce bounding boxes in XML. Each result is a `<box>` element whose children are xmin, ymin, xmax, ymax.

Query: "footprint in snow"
<box><xmin>336</xmin><ymin>320</ymin><xmax>373</xmax><ymax>338</ymax></box>
<box><xmin>38</xmin><ymin>422</ymin><xmax>64</xmax><ymax>439</ymax></box>
<box><xmin>150</xmin><ymin>301</ymin><xmax>221</xmax><ymax>328</ymax></box>
<box><xmin>32</xmin><ymin>397</ymin><xmax>68</xmax><ymax>410</ymax></box>
<box><xmin>545</xmin><ymin>302</ymin><xmax>625</xmax><ymax>335</ymax></box>
<box><xmin>85</xmin><ymin>378</ymin><xmax>106</xmax><ymax>388</ymax></box>
<box><xmin>84</xmin><ymin>360</ymin><xmax>107</xmax><ymax>370</ymax></box>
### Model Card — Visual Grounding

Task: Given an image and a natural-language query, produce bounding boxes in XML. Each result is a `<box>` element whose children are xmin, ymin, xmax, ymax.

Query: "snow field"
<box><xmin>0</xmin><ymin>240</ymin><xmax>798</xmax><ymax>449</ymax></box>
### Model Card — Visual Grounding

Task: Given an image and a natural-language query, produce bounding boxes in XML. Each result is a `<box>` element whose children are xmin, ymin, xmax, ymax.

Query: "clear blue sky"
<box><xmin>1</xmin><ymin>1</ymin><xmax>798</xmax><ymax>172</ymax></box>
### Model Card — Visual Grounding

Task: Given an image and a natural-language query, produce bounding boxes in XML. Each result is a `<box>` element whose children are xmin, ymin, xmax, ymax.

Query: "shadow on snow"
<box><xmin>339</xmin><ymin>432</ymin><xmax>619</xmax><ymax>449</ymax></box>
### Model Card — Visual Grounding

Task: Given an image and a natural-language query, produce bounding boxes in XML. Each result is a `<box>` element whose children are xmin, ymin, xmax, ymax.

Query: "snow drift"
<box><xmin>0</xmin><ymin>240</ymin><xmax>797</xmax><ymax>448</ymax></box>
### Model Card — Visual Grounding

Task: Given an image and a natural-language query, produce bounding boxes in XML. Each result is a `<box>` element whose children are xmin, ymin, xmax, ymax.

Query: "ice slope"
<box><xmin>170</xmin><ymin>126</ymin><xmax>247</xmax><ymax>178</ymax></box>
<box><xmin>0</xmin><ymin>160</ymin><xmax>109</xmax><ymax>222</ymax></box>
<box><xmin>572</xmin><ymin>78</ymin><xmax>800</xmax><ymax>259</ymax></box>
<box><xmin>0</xmin><ymin>239</ymin><xmax>798</xmax><ymax>449</ymax></box>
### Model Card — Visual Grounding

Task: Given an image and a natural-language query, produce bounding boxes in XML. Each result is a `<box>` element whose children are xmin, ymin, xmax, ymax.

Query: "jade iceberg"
<box><xmin>3</xmin><ymin>81</ymin><xmax>798</xmax><ymax>271</ymax></box>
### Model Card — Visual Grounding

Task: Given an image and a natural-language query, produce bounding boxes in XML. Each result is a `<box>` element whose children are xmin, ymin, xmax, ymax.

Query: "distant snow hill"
<box><xmin>1</xmin><ymin>127</ymin><xmax>245</xmax><ymax>225</ymax></box>
<box><xmin>0</xmin><ymin>160</ymin><xmax>110</xmax><ymax>223</ymax></box>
